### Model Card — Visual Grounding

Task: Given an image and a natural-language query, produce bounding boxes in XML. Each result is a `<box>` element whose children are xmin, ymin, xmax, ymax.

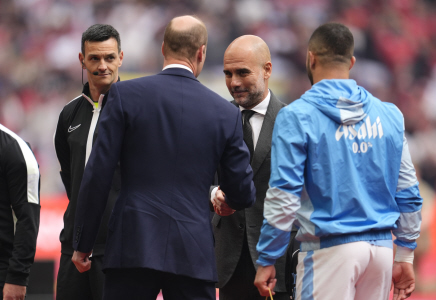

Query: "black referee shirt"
<box><xmin>0</xmin><ymin>124</ymin><xmax>40</xmax><ymax>287</ymax></box>
<box><xmin>54</xmin><ymin>82</ymin><xmax>120</xmax><ymax>256</ymax></box>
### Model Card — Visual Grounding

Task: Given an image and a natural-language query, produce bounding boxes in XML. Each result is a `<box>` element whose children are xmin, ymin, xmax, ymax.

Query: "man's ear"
<box><xmin>197</xmin><ymin>45</ymin><xmax>206</xmax><ymax>62</ymax></box>
<box><xmin>263</xmin><ymin>61</ymin><xmax>272</xmax><ymax>80</ymax></box>
<box><xmin>161</xmin><ymin>42</ymin><xmax>165</xmax><ymax>57</ymax></box>
<box><xmin>309</xmin><ymin>51</ymin><xmax>316</xmax><ymax>69</ymax></box>
<box><xmin>349</xmin><ymin>56</ymin><xmax>356</xmax><ymax>70</ymax></box>
<box><xmin>118</xmin><ymin>50</ymin><xmax>124</xmax><ymax>67</ymax></box>
<box><xmin>79</xmin><ymin>53</ymin><xmax>85</xmax><ymax>69</ymax></box>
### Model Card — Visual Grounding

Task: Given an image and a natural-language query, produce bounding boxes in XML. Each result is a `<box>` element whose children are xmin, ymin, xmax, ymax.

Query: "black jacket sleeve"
<box><xmin>54</xmin><ymin>109</ymin><xmax>72</xmax><ymax>200</ymax></box>
<box><xmin>3</xmin><ymin>141</ymin><xmax>40</xmax><ymax>286</ymax></box>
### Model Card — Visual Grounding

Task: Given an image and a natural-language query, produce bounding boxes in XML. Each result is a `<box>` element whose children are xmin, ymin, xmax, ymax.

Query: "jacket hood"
<box><xmin>300</xmin><ymin>79</ymin><xmax>372</xmax><ymax>125</ymax></box>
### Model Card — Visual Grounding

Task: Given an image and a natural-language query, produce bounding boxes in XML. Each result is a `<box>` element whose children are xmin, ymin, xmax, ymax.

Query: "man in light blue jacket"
<box><xmin>254</xmin><ymin>23</ymin><xmax>422</xmax><ymax>300</ymax></box>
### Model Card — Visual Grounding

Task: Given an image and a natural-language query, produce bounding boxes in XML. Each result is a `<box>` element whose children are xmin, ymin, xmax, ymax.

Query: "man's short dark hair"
<box><xmin>81</xmin><ymin>24</ymin><xmax>121</xmax><ymax>55</ymax></box>
<box><xmin>308</xmin><ymin>23</ymin><xmax>354</xmax><ymax>65</ymax></box>
<box><xmin>163</xmin><ymin>16</ymin><xmax>208</xmax><ymax>60</ymax></box>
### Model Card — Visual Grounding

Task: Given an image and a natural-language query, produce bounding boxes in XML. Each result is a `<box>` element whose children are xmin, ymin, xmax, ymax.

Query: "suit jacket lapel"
<box><xmin>251</xmin><ymin>92</ymin><xmax>284</xmax><ymax>177</ymax></box>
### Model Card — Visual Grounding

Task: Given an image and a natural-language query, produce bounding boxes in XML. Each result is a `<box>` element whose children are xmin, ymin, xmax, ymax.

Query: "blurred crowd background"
<box><xmin>1</xmin><ymin>0</ymin><xmax>436</xmax><ymax>297</ymax></box>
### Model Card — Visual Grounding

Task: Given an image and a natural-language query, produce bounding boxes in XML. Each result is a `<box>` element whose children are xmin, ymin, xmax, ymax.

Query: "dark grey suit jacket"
<box><xmin>212</xmin><ymin>91</ymin><xmax>289</xmax><ymax>292</ymax></box>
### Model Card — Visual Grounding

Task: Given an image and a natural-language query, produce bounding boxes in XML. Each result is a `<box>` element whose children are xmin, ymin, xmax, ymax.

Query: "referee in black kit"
<box><xmin>53</xmin><ymin>24</ymin><xmax>123</xmax><ymax>300</ymax></box>
<box><xmin>0</xmin><ymin>123</ymin><xmax>40</xmax><ymax>300</ymax></box>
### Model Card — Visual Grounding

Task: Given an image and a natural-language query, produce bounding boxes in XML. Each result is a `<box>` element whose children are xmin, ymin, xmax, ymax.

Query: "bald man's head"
<box><xmin>163</xmin><ymin>15</ymin><xmax>208</xmax><ymax>60</ymax></box>
<box><xmin>223</xmin><ymin>35</ymin><xmax>272</xmax><ymax>109</ymax></box>
<box><xmin>225</xmin><ymin>35</ymin><xmax>271</xmax><ymax>68</ymax></box>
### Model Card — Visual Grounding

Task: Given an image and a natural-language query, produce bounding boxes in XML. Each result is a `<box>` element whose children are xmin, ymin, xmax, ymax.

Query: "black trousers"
<box><xmin>103</xmin><ymin>268</ymin><xmax>216</xmax><ymax>300</ymax></box>
<box><xmin>219</xmin><ymin>234</ymin><xmax>289</xmax><ymax>300</ymax></box>
<box><xmin>56</xmin><ymin>254</ymin><xmax>104</xmax><ymax>300</ymax></box>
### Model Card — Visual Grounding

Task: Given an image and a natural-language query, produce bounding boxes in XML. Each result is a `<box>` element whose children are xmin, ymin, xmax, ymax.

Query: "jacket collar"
<box><xmin>250</xmin><ymin>91</ymin><xmax>284</xmax><ymax>176</ymax></box>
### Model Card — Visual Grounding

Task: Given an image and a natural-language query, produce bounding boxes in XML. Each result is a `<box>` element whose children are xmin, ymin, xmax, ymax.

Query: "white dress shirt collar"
<box><xmin>162</xmin><ymin>64</ymin><xmax>193</xmax><ymax>73</ymax></box>
<box><xmin>239</xmin><ymin>90</ymin><xmax>271</xmax><ymax>115</ymax></box>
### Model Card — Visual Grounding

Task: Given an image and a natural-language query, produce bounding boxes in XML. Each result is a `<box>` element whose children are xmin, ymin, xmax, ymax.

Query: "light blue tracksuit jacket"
<box><xmin>257</xmin><ymin>79</ymin><xmax>422</xmax><ymax>266</ymax></box>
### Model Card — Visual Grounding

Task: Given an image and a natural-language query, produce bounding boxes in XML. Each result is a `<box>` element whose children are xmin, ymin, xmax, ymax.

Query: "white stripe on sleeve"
<box><xmin>264</xmin><ymin>186</ymin><xmax>301</xmax><ymax>232</ymax></box>
<box><xmin>0</xmin><ymin>124</ymin><xmax>40</xmax><ymax>204</ymax></box>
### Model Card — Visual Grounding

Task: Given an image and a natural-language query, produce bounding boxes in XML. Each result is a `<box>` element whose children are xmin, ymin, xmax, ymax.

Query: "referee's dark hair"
<box><xmin>163</xmin><ymin>15</ymin><xmax>208</xmax><ymax>60</ymax></box>
<box><xmin>308</xmin><ymin>23</ymin><xmax>354</xmax><ymax>66</ymax></box>
<box><xmin>81</xmin><ymin>24</ymin><xmax>121</xmax><ymax>55</ymax></box>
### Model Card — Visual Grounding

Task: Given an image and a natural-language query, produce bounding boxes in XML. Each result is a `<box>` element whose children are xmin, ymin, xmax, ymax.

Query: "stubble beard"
<box><xmin>235</xmin><ymin>90</ymin><xmax>263</xmax><ymax>109</ymax></box>
<box><xmin>233</xmin><ymin>79</ymin><xmax>266</xmax><ymax>109</ymax></box>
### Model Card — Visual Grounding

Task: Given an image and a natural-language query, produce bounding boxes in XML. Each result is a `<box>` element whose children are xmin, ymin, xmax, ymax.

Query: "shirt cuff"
<box><xmin>395</xmin><ymin>245</ymin><xmax>414</xmax><ymax>264</ymax></box>
<box><xmin>210</xmin><ymin>186</ymin><xmax>219</xmax><ymax>202</ymax></box>
<box><xmin>256</xmin><ymin>255</ymin><xmax>276</xmax><ymax>267</ymax></box>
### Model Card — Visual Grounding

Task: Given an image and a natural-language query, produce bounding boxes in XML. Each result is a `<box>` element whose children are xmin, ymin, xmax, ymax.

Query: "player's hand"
<box><xmin>212</xmin><ymin>188</ymin><xmax>235</xmax><ymax>216</ymax></box>
<box><xmin>3</xmin><ymin>283</ymin><xmax>26</xmax><ymax>300</ymax></box>
<box><xmin>254</xmin><ymin>265</ymin><xmax>277</xmax><ymax>297</ymax></box>
<box><xmin>72</xmin><ymin>250</ymin><xmax>93</xmax><ymax>273</ymax></box>
<box><xmin>392</xmin><ymin>261</ymin><xmax>415</xmax><ymax>300</ymax></box>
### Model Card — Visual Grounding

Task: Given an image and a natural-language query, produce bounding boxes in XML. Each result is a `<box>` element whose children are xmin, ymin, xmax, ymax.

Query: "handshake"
<box><xmin>211</xmin><ymin>187</ymin><xmax>236</xmax><ymax>216</ymax></box>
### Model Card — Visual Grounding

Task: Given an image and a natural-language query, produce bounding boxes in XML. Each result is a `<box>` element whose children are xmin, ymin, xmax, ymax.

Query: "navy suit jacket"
<box><xmin>73</xmin><ymin>68</ymin><xmax>255</xmax><ymax>282</ymax></box>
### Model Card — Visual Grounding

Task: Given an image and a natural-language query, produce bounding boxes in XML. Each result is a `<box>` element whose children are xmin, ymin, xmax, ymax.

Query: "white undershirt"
<box><xmin>162</xmin><ymin>64</ymin><xmax>193</xmax><ymax>73</ymax></box>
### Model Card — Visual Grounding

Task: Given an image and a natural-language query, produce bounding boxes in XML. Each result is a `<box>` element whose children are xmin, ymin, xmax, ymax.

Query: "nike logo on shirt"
<box><xmin>68</xmin><ymin>124</ymin><xmax>81</xmax><ymax>133</ymax></box>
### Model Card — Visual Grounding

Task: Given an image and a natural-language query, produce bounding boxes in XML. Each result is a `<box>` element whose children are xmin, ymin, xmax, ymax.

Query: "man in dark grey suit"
<box><xmin>211</xmin><ymin>35</ymin><xmax>289</xmax><ymax>300</ymax></box>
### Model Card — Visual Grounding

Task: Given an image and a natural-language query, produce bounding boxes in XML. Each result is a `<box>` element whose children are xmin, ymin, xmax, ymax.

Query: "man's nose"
<box><xmin>231</xmin><ymin>77</ymin><xmax>241</xmax><ymax>88</ymax></box>
<box><xmin>98</xmin><ymin>60</ymin><xmax>107</xmax><ymax>72</ymax></box>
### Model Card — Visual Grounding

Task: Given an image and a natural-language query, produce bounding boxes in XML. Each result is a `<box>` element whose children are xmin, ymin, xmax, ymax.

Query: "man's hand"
<box><xmin>72</xmin><ymin>250</ymin><xmax>93</xmax><ymax>273</ymax></box>
<box><xmin>392</xmin><ymin>261</ymin><xmax>415</xmax><ymax>300</ymax></box>
<box><xmin>254</xmin><ymin>265</ymin><xmax>277</xmax><ymax>297</ymax></box>
<box><xmin>3</xmin><ymin>283</ymin><xmax>26</xmax><ymax>300</ymax></box>
<box><xmin>212</xmin><ymin>188</ymin><xmax>235</xmax><ymax>216</ymax></box>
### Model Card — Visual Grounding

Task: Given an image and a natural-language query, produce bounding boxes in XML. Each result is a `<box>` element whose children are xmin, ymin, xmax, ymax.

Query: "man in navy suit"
<box><xmin>71</xmin><ymin>15</ymin><xmax>256</xmax><ymax>300</ymax></box>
